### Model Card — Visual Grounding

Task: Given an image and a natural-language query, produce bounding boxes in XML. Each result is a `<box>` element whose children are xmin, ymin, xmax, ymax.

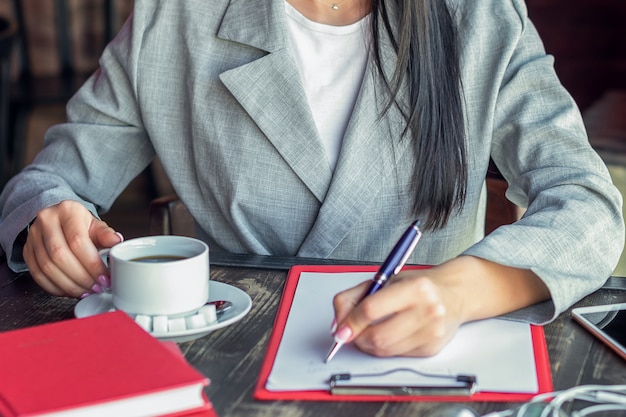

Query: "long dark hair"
<box><xmin>370</xmin><ymin>0</ymin><xmax>467</xmax><ymax>230</ymax></box>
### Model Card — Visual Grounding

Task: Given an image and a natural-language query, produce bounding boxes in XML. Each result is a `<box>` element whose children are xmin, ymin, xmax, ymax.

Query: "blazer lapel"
<box><xmin>218</xmin><ymin>1</ymin><xmax>411</xmax><ymax>258</ymax></box>
<box><xmin>297</xmin><ymin>28</ymin><xmax>411</xmax><ymax>258</ymax></box>
<box><xmin>217</xmin><ymin>0</ymin><xmax>332</xmax><ymax>203</ymax></box>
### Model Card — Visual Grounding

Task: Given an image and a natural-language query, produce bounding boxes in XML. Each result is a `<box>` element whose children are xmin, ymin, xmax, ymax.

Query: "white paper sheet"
<box><xmin>266</xmin><ymin>271</ymin><xmax>539</xmax><ymax>393</ymax></box>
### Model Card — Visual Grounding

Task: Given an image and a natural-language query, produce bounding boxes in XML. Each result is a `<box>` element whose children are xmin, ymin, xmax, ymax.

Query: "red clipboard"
<box><xmin>254</xmin><ymin>264</ymin><xmax>553</xmax><ymax>402</ymax></box>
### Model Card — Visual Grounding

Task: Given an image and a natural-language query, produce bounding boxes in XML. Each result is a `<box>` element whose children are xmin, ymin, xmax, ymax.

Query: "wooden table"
<box><xmin>1</xmin><ymin>253</ymin><xmax>625</xmax><ymax>417</ymax></box>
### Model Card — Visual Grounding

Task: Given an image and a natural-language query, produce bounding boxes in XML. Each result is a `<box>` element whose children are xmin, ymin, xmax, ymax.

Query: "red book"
<box><xmin>0</xmin><ymin>311</ymin><xmax>217</xmax><ymax>417</ymax></box>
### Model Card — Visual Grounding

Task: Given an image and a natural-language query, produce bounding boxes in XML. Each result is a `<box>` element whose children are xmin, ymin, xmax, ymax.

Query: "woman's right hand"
<box><xmin>23</xmin><ymin>200</ymin><xmax>124</xmax><ymax>298</ymax></box>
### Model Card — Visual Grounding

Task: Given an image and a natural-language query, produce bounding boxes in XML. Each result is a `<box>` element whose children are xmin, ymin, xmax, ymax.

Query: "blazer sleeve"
<box><xmin>462</xmin><ymin>0</ymin><xmax>625</xmax><ymax>323</ymax></box>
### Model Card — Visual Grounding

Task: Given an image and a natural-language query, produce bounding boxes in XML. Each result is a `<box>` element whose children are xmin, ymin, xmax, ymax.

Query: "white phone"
<box><xmin>572</xmin><ymin>303</ymin><xmax>626</xmax><ymax>360</ymax></box>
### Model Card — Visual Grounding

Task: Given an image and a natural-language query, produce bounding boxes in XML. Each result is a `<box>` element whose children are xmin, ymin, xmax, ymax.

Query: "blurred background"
<box><xmin>0</xmin><ymin>0</ymin><xmax>625</xmax><ymax>274</ymax></box>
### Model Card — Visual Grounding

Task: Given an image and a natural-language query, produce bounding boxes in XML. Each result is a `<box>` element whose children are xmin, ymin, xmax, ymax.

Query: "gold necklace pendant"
<box><xmin>317</xmin><ymin>0</ymin><xmax>348</xmax><ymax>10</ymax></box>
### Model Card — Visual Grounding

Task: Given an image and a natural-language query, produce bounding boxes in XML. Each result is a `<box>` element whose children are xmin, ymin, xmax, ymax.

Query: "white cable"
<box><xmin>546</xmin><ymin>385</ymin><xmax>626</xmax><ymax>415</ymax></box>
<box><xmin>480</xmin><ymin>385</ymin><xmax>626</xmax><ymax>417</ymax></box>
<box><xmin>593</xmin><ymin>390</ymin><xmax>626</xmax><ymax>404</ymax></box>
<box><xmin>572</xmin><ymin>403</ymin><xmax>626</xmax><ymax>417</ymax></box>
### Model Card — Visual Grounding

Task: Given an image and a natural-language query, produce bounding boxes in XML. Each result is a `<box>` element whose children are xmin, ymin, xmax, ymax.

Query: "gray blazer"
<box><xmin>1</xmin><ymin>0</ymin><xmax>624</xmax><ymax>323</ymax></box>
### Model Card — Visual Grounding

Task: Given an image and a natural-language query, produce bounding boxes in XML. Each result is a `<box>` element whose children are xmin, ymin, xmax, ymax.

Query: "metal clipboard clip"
<box><xmin>328</xmin><ymin>367</ymin><xmax>478</xmax><ymax>396</ymax></box>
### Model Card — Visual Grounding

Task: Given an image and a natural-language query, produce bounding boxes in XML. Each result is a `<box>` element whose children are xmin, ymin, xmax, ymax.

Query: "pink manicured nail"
<box><xmin>91</xmin><ymin>283</ymin><xmax>103</xmax><ymax>294</ymax></box>
<box><xmin>330</xmin><ymin>318</ymin><xmax>337</xmax><ymax>333</ymax></box>
<box><xmin>97</xmin><ymin>275</ymin><xmax>111</xmax><ymax>289</ymax></box>
<box><xmin>115</xmin><ymin>232</ymin><xmax>124</xmax><ymax>243</ymax></box>
<box><xmin>334</xmin><ymin>326</ymin><xmax>352</xmax><ymax>344</ymax></box>
<box><xmin>80</xmin><ymin>292</ymin><xmax>91</xmax><ymax>299</ymax></box>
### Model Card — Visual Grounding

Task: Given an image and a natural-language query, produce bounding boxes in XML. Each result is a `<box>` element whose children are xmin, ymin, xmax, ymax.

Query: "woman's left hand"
<box><xmin>331</xmin><ymin>255</ymin><xmax>551</xmax><ymax>357</ymax></box>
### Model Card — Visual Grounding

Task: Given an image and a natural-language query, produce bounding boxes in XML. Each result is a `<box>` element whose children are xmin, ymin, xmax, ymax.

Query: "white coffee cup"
<box><xmin>102</xmin><ymin>235</ymin><xmax>210</xmax><ymax>317</ymax></box>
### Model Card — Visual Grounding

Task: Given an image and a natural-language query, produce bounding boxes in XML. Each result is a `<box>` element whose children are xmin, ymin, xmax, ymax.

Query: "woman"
<box><xmin>0</xmin><ymin>0</ymin><xmax>623</xmax><ymax>357</ymax></box>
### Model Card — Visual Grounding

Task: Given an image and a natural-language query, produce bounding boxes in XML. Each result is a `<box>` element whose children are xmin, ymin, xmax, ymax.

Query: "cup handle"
<box><xmin>99</xmin><ymin>248</ymin><xmax>111</xmax><ymax>267</ymax></box>
<box><xmin>98</xmin><ymin>249</ymin><xmax>112</xmax><ymax>294</ymax></box>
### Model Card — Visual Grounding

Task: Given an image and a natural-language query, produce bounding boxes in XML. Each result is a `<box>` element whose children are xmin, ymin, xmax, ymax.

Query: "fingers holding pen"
<box><xmin>355</xmin><ymin>277</ymin><xmax>456</xmax><ymax>357</ymax></box>
<box><xmin>328</xmin><ymin>220</ymin><xmax>428</xmax><ymax>360</ymax></box>
<box><xmin>331</xmin><ymin>280</ymin><xmax>383</xmax><ymax>342</ymax></box>
<box><xmin>331</xmin><ymin>273</ymin><xmax>462</xmax><ymax>358</ymax></box>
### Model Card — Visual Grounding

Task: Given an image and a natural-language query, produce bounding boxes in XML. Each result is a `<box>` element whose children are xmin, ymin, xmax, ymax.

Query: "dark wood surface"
<box><xmin>1</xmin><ymin>256</ymin><xmax>625</xmax><ymax>417</ymax></box>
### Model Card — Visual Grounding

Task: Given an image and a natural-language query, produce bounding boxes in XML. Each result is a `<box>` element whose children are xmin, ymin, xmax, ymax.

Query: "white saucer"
<box><xmin>74</xmin><ymin>281</ymin><xmax>252</xmax><ymax>343</ymax></box>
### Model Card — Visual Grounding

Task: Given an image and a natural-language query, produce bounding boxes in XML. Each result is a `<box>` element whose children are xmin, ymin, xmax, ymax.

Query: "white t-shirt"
<box><xmin>285</xmin><ymin>3</ymin><xmax>369</xmax><ymax>171</ymax></box>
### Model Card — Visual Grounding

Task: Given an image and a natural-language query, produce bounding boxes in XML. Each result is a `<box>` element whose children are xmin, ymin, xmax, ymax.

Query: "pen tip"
<box><xmin>325</xmin><ymin>341</ymin><xmax>342</xmax><ymax>363</ymax></box>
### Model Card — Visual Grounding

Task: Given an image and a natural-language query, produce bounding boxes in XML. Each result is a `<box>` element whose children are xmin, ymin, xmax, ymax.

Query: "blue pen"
<box><xmin>325</xmin><ymin>220</ymin><xmax>423</xmax><ymax>363</ymax></box>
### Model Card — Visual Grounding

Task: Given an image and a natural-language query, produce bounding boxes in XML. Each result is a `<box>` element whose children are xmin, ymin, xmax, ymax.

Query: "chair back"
<box><xmin>149</xmin><ymin>195</ymin><xmax>196</xmax><ymax>237</ymax></box>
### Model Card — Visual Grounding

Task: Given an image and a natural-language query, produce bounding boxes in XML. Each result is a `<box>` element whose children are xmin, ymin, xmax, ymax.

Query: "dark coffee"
<box><xmin>130</xmin><ymin>255</ymin><xmax>186</xmax><ymax>263</ymax></box>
